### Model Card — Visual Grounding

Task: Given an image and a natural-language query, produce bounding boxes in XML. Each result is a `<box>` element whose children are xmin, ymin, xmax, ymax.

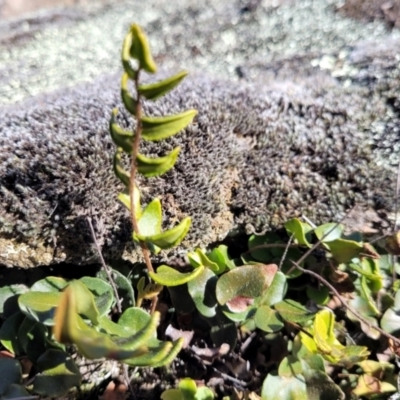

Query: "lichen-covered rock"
<box><xmin>1</xmin><ymin>0</ymin><xmax>400</xmax><ymax>268</ymax></box>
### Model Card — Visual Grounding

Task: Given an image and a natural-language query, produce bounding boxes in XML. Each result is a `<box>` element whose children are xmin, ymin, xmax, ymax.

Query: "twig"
<box><xmin>122</xmin><ymin>364</ymin><xmax>136</xmax><ymax>399</ymax></box>
<box><xmin>129</xmin><ymin>71</ymin><xmax>154</xmax><ymax>274</ymax></box>
<box><xmin>292</xmin><ymin>261</ymin><xmax>400</xmax><ymax>347</ymax></box>
<box><xmin>86</xmin><ymin>217</ymin><xmax>122</xmax><ymax>314</ymax></box>
<box><xmin>240</xmin><ymin>332</ymin><xmax>257</xmax><ymax>353</ymax></box>
<box><xmin>279</xmin><ymin>234</ymin><xmax>294</xmax><ymax>271</ymax></box>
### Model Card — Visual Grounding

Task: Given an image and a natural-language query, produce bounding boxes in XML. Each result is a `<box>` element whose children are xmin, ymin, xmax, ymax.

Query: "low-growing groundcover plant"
<box><xmin>1</xmin><ymin>23</ymin><xmax>400</xmax><ymax>400</ymax></box>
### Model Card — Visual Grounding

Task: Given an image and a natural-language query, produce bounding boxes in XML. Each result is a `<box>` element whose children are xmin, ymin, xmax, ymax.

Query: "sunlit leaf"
<box><xmin>314</xmin><ymin>223</ymin><xmax>343</xmax><ymax>242</ymax></box>
<box><xmin>187</xmin><ymin>267</ymin><xmax>218</xmax><ymax>318</ymax></box>
<box><xmin>137</xmin><ymin>216</ymin><xmax>191</xmax><ymax>250</ymax></box>
<box><xmin>187</xmin><ymin>248</ymin><xmax>221</xmax><ymax>273</ymax></box>
<box><xmin>274</xmin><ymin>299</ymin><xmax>315</xmax><ymax>324</ymax></box>
<box><xmin>117</xmin><ymin>186</ymin><xmax>141</xmax><ymax>220</ymax></box>
<box><xmin>30</xmin><ymin>277</ymin><xmax>68</xmax><ymax>293</ymax></box>
<box><xmin>149</xmin><ymin>265</ymin><xmax>204</xmax><ymax>287</ymax></box>
<box><xmin>261</xmin><ymin>372</ymin><xmax>308</xmax><ymax>400</ymax></box>
<box><xmin>348</xmin><ymin>296</ymin><xmax>380</xmax><ymax>340</ymax></box>
<box><xmin>284</xmin><ymin>218</ymin><xmax>313</xmax><ymax>247</ymax></box>
<box><xmin>138</xmin><ymin>71</ymin><xmax>188</xmax><ymax>100</ymax></box>
<box><xmin>216</xmin><ymin>264</ymin><xmax>277</xmax><ymax>305</ymax></box>
<box><xmin>254</xmin><ymin>305</ymin><xmax>284</xmax><ymax>333</ymax></box>
<box><xmin>207</xmin><ymin>244</ymin><xmax>236</xmax><ymax>271</ymax></box>
<box><xmin>129</xmin><ymin>24</ymin><xmax>157</xmax><ymax>73</ymax></box>
<box><xmin>324</xmin><ymin>238</ymin><xmax>363</xmax><ymax>264</ymax></box>
<box><xmin>79</xmin><ymin>277</ymin><xmax>114</xmax><ymax>317</ymax></box>
<box><xmin>109</xmin><ymin>108</ymin><xmax>134</xmax><ymax>153</ymax></box>
<box><xmin>120</xmin><ymin>73</ymin><xmax>137</xmax><ymax>113</ymax></box>
<box><xmin>141</xmin><ymin>110</ymin><xmax>197</xmax><ymax>142</ymax></box>
<box><xmin>18</xmin><ymin>291</ymin><xmax>60</xmax><ymax>326</ymax></box>
<box><xmin>113</xmin><ymin>148</ymin><xmax>130</xmax><ymax>188</ymax></box>
<box><xmin>136</xmin><ymin>147</ymin><xmax>180</xmax><ymax>177</ymax></box>
<box><xmin>258</xmin><ymin>271</ymin><xmax>287</xmax><ymax>307</ymax></box>
<box><xmin>137</xmin><ymin>198</ymin><xmax>162</xmax><ymax>237</ymax></box>
<box><xmin>0</xmin><ymin>284</ymin><xmax>28</xmax><ymax>317</ymax></box>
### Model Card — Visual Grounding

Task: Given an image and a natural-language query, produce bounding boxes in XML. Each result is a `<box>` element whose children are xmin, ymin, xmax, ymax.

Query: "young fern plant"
<box><xmin>110</xmin><ymin>24</ymin><xmax>197</xmax><ymax>275</ymax></box>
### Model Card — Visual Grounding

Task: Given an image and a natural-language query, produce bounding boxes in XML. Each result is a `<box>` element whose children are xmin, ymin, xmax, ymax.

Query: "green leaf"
<box><xmin>261</xmin><ymin>371</ymin><xmax>308</xmax><ymax>400</ymax></box>
<box><xmin>141</xmin><ymin>110</ymin><xmax>197</xmax><ymax>141</ymax></box>
<box><xmin>324</xmin><ymin>238</ymin><xmax>363</xmax><ymax>264</ymax></box>
<box><xmin>120</xmin><ymin>73</ymin><xmax>137</xmax><ymax>113</ymax></box>
<box><xmin>25</xmin><ymin>322</ymin><xmax>51</xmax><ymax>363</ymax></box>
<box><xmin>150</xmin><ymin>265</ymin><xmax>205</xmax><ymax>287</ymax></box>
<box><xmin>223</xmin><ymin>305</ymin><xmax>256</xmax><ymax>323</ymax></box>
<box><xmin>137</xmin><ymin>216</ymin><xmax>191</xmax><ymax>251</ymax></box>
<box><xmin>30</xmin><ymin>277</ymin><xmax>68</xmax><ymax>293</ymax></box>
<box><xmin>0</xmin><ymin>359</ymin><xmax>22</xmax><ymax>396</ymax></box>
<box><xmin>136</xmin><ymin>147</ymin><xmax>180</xmax><ymax>177</ymax></box>
<box><xmin>150</xmin><ymin>338</ymin><xmax>184</xmax><ymax>368</ymax></box>
<box><xmin>247</xmin><ymin>233</ymin><xmax>302</xmax><ymax>278</ymax></box>
<box><xmin>284</xmin><ymin>218</ymin><xmax>313</xmax><ymax>247</ymax></box>
<box><xmin>121</xmin><ymin>31</ymin><xmax>138</xmax><ymax>80</ymax></box>
<box><xmin>216</xmin><ymin>264</ymin><xmax>277</xmax><ymax>305</ymax></box>
<box><xmin>18</xmin><ymin>291</ymin><xmax>60</xmax><ymax>326</ymax></box>
<box><xmin>118</xmin><ymin>307</ymin><xmax>152</xmax><ymax>334</ymax></box>
<box><xmin>274</xmin><ymin>299</ymin><xmax>315</xmax><ymax>324</ymax></box>
<box><xmin>17</xmin><ymin>317</ymin><xmax>36</xmax><ymax>353</ymax></box>
<box><xmin>113</xmin><ymin>148</ymin><xmax>130</xmax><ymax>188</ymax></box>
<box><xmin>129</xmin><ymin>24</ymin><xmax>157</xmax><ymax>73</ymax></box>
<box><xmin>53</xmin><ymin>283</ymin><xmax>151</xmax><ymax>360</ymax></box>
<box><xmin>161</xmin><ymin>389</ymin><xmax>182</xmax><ymax>400</ymax></box>
<box><xmin>117</xmin><ymin>186</ymin><xmax>141</xmax><ymax>220</ymax></box>
<box><xmin>258</xmin><ymin>271</ymin><xmax>287</xmax><ymax>306</ymax></box>
<box><xmin>187</xmin><ymin>268</ymin><xmax>218</xmax><ymax>318</ymax></box>
<box><xmin>187</xmin><ymin>248</ymin><xmax>221</xmax><ymax>274</ymax></box>
<box><xmin>138</xmin><ymin>198</ymin><xmax>162</xmax><ymax>237</ymax></box>
<box><xmin>97</xmin><ymin>269</ymin><xmax>136</xmax><ymax>308</ymax></box>
<box><xmin>207</xmin><ymin>245</ymin><xmax>235</xmax><ymax>272</ymax></box>
<box><xmin>33</xmin><ymin>349</ymin><xmax>81</xmax><ymax>397</ymax></box>
<box><xmin>79</xmin><ymin>277</ymin><xmax>114</xmax><ymax>317</ymax></box>
<box><xmin>0</xmin><ymin>312</ymin><xmax>25</xmax><ymax>355</ymax></box>
<box><xmin>306</xmin><ymin>285</ymin><xmax>330</xmax><ymax>305</ymax></box>
<box><xmin>178</xmin><ymin>378</ymin><xmax>197</xmax><ymax>398</ymax></box>
<box><xmin>314</xmin><ymin>223</ymin><xmax>344</xmax><ymax>242</ymax></box>
<box><xmin>1</xmin><ymin>383</ymin><xmax>32</xmax><ymax>399</ymax></box>
<box><xmin>0</xmin><ymin>284</ymin><xmax>28</xmax><ymax>316</ymax></box>
<box><xmin>68</xmin><ymin>280</ymin><xmax>100</xmax><ymax>324</ymax></box>
<box><xmin>209</xmin><ymin>311</ymin><xmax>237</xmax><ymax>348</ymax></box>
<box><xmin>109</xmin><ymin>108</ymin><xmax>134</xmax><ymax>153</ymax></box>
<box><xmin>302</xmin><ymin>369</ymin><xmax>345</xmax><ymax>399</ymax></box>
<box><xmin>346</xmin><ymin>296</ymin><xmax>385</xmax><ymax>340</ymax></box>
<box><xmin>278</xmin><ymin>355</ymin><xmax>303</xmax><ymax>377</ymax></box>
<box><xmin>139</xmin><ymin>71</ymin><xmax>188</xmax><ymax>100</ymax></box>
<box><xmin>300</xmin><ymin>310</ymin><xmax>369</xmax><ymax>366</ymax></box>
<box><xmin>124</xmin><ymin>340</ymin><xmax>173</xmax><ymax>367</ymax></box>
<box><xmin>254</xmin><ymin>305</ymin><xmax>284</xmax><ymax>333</ymax></box>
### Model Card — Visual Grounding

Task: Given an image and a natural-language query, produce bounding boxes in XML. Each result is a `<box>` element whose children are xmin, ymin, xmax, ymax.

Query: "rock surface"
<box><xmin>1</xmin><ymin>0</ymin><xmax>400</xmax><ymax>268</ymax></box>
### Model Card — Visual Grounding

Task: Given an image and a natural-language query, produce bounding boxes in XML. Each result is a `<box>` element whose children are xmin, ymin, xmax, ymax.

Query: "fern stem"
<box><xmin>130</xmin><ymin>70</ymin><xmax>154</xmax><ymax>274</ymax></box>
